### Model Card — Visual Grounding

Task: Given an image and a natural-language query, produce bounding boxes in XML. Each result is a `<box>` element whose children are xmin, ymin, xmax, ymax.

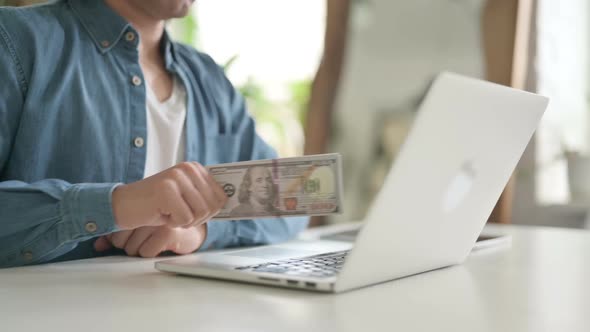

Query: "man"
<box><xmin>231</xmin><ymin>166</ymin><xmax>278</xmax><ymax>216</ymax></box>
<box><xmin>0</xmin><ymin>0</ymin><xmax>308</xmax><ymax>268</ymax></box>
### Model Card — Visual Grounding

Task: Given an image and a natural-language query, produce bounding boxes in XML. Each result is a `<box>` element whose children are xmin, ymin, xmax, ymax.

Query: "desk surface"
<box><xmin>1</xmin><ymin>224</ymin><xmax>589</xmax><ymax>332</ymax></box>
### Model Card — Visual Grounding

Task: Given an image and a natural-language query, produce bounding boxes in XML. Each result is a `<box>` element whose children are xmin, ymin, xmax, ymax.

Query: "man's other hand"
<box><xmin>112</xmin><ymin>162</ymin><xmax>228</xmax><ymax>230</ymax></box>
<box><xmin>93</xmin><ymin>224</ymin><xmax>207</xmax><ymax>258</ymax></box>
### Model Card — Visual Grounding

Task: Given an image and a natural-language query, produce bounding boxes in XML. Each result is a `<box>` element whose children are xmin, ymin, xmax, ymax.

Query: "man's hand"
<box><xmin>112</xmin><ymin>162</ymin><xmax>228</xmax><ymax>230</ymax></box>
<box><xmin>93</xmin><ymin>224</ymin><xmax>207</xmax><ymax>258</ymax></box>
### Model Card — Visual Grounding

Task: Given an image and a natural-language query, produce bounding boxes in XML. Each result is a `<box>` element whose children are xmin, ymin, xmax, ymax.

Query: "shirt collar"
<box><xmin>68</xmin><ymin>0</ymin><xmax>178</xmax><ymax>67</ymax></box>
<box><xmin>161</xmin><ymin>30</ymin><xmax>177</xmax><ymax>71</ymax></box>
<box><xmin>68</xmin><ymin>0</ymin><xmax>130</xmax><ymax>53</ymax></box>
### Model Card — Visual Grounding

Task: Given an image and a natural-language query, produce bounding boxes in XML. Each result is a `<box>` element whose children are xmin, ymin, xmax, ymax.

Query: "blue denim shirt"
<box><xmin>0</xmin><ymin>0</ymin><xmax>308</xmax><ymax>268</ymax></box>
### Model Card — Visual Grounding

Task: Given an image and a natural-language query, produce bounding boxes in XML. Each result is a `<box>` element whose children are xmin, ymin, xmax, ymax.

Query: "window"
<box><xmin>536</xmin><ymin>0</ymin><xmax>589</xmax><ymax>204</ymax></box>
<box><xmin>171</xmin><ymin>1</ymin><xmax>326</xmax><ymax>157</ymax></box>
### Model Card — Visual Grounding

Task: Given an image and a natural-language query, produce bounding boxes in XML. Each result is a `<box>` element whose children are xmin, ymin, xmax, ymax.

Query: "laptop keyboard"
<box><xmin>235</xmin><ymin>250</ymin><xmax>350</xmax><ymax>278</ymax></box>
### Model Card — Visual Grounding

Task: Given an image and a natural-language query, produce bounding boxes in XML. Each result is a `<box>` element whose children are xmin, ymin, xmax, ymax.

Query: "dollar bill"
<box><xmin>207</xmin><ymin>153</ymin><xmax>343</xmax><ymax>220</ymax></box>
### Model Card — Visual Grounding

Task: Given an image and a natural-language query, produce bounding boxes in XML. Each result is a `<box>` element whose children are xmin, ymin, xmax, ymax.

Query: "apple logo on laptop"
<box><xmin>442</xmin><ymin>161</ymin><xmax>476</xmax><ymax>213</ymax></box>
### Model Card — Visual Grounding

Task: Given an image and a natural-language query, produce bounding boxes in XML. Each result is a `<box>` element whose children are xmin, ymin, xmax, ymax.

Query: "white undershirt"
<box><xmin>144</xmin><ymin>78</ymin><xmax>187</xmax><ymax>178</ymax></box>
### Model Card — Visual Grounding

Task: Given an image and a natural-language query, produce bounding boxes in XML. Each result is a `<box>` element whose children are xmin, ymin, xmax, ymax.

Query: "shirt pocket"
<box><xmin>203</xmin><ymin>134</ymin><xmax>242</xmax><ymax>165</ymax></box>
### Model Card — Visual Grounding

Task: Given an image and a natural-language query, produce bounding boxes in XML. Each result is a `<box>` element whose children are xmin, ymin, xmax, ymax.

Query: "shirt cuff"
<box><xmin>59</xmin><ymin>183</ymin><xmax>122</xmax><ymax>240</ymax></box>
<box><xmin>199</xmin><ymin>220</ymin><xmax>236</xmax><ymax>251</ymax></box>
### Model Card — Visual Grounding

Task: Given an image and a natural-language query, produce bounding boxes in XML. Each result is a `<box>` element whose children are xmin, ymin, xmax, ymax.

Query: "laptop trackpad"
<box><xmin>223</xmin><ymin>247</ymin><xmax>317</xmax><ymax>260</ymax></box>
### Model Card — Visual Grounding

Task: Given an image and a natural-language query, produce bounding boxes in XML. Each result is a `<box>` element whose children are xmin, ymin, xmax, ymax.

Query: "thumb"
<box><xmin>94</xmin><ymin>236</ymin><xmax>113</xmax><ymax>252</ymax></box>
<box><xmin>166</xmin><ymin>241</ymin><xmax>181</xmax><ymax>254</ymax></box>
<box><xmin>167</xmin><ymin>227</ymin><xmax>203</xmax><ymax>255</ymax></box>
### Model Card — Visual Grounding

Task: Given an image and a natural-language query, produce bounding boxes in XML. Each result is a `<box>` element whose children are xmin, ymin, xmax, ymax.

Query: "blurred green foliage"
<box><xmin>170</xmin><ymin>13</ymin><xmax>199</xmax><ymax>46</ymax></box>
<box><xmin>288</xmin><ymin>79</ymin><xmax>312</xmax><ymax>127</ymax></box>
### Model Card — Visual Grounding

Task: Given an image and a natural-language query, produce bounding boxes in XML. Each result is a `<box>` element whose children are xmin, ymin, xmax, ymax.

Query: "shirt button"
<box><xmin>134</xmin><ymin>137</ymin><xmax>145</xmax><ymax>148</ymax></box>
<box><xmin>22</xmin><ymin>251</ymin><xmax>33</xmax><ymax>262</ymax></box>
<box><xmin>101</xmin><ymin>40</ymin><xmax>110</xmax><ymax>48</ymax></box>
<box><xmin>125</xmin><ymin>32</ymin><xmax>136</xmax><ymax>42</ymax></box>
<box><xmin>131</xmin><ymin>75</ymin><xmax>142</xmax><ymax>86</ymax></box>
<box><xmin>85</xmin><ymin>222</ymin><xmax>98</xmax><ymax>233</ymax></box>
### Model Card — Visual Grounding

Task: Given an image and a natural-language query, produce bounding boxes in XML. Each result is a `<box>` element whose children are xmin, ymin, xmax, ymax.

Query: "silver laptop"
<box><xmin>155</xmin><ymin>72</ymin><xmax>548</xmax><ymax>293</ymax></box>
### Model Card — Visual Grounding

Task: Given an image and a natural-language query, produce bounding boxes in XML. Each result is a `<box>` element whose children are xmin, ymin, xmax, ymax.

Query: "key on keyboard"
<box><xmin>235</xmin><ymin>250</ymin><xmax>350</xmax><ymax>278</ymax></box>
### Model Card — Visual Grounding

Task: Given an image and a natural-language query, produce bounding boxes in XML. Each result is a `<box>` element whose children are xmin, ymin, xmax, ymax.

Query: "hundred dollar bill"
<box><xmin>207</xmin><ymin>153</ymin><xmax>343</xmax><ymax>220</ymax></box>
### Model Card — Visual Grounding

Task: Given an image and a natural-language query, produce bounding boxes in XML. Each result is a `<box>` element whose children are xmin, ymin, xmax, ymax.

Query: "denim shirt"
<box><xmin>0</xmin><ymin>0</ymin><xmax>308</xmax><ymax>268</ymax></box>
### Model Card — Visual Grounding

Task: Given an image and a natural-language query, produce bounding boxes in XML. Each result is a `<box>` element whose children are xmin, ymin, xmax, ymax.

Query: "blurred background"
<box><xmin>3</xmin><ymin>0</ymin><xmax>589</xmax><ymax>230</ymax></box>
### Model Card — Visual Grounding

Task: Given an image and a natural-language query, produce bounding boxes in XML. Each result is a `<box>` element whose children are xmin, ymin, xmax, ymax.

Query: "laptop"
<box><xmin>155</xmin><ymin>72</ymin><xmax>548</xmax><ymax>293</ymax></box>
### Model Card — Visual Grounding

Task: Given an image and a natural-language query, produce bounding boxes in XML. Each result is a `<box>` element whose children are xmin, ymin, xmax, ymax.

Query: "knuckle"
<box><xmin>177</xmin><ymin>162</ymin><xmax>193</xmax><ymax>173</ymax></box>
<box><xmin>192</xmin><ymin>161</ymin><xmax>204</xmax><ymax>170</ymax></box>
<box><xmin>158</xmin><ymin>179</ymin><xmax>177</xmax><ymax>193</ymax></box>
<box><xmin>193</xmin><ymin>163</ymin><xmax>208</xmax><ymax>176</ymax></box>
<box><xmin>169</xmin><ymin>168</ymin><xmax>185</xmax><ymax>181</ymax></box>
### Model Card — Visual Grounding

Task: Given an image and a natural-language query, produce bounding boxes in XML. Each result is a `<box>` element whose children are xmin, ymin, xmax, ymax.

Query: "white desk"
<box><xmin>1</xmin><ymin>224</ymin><xmax>589</xmax><ymax>332</ymax></box>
